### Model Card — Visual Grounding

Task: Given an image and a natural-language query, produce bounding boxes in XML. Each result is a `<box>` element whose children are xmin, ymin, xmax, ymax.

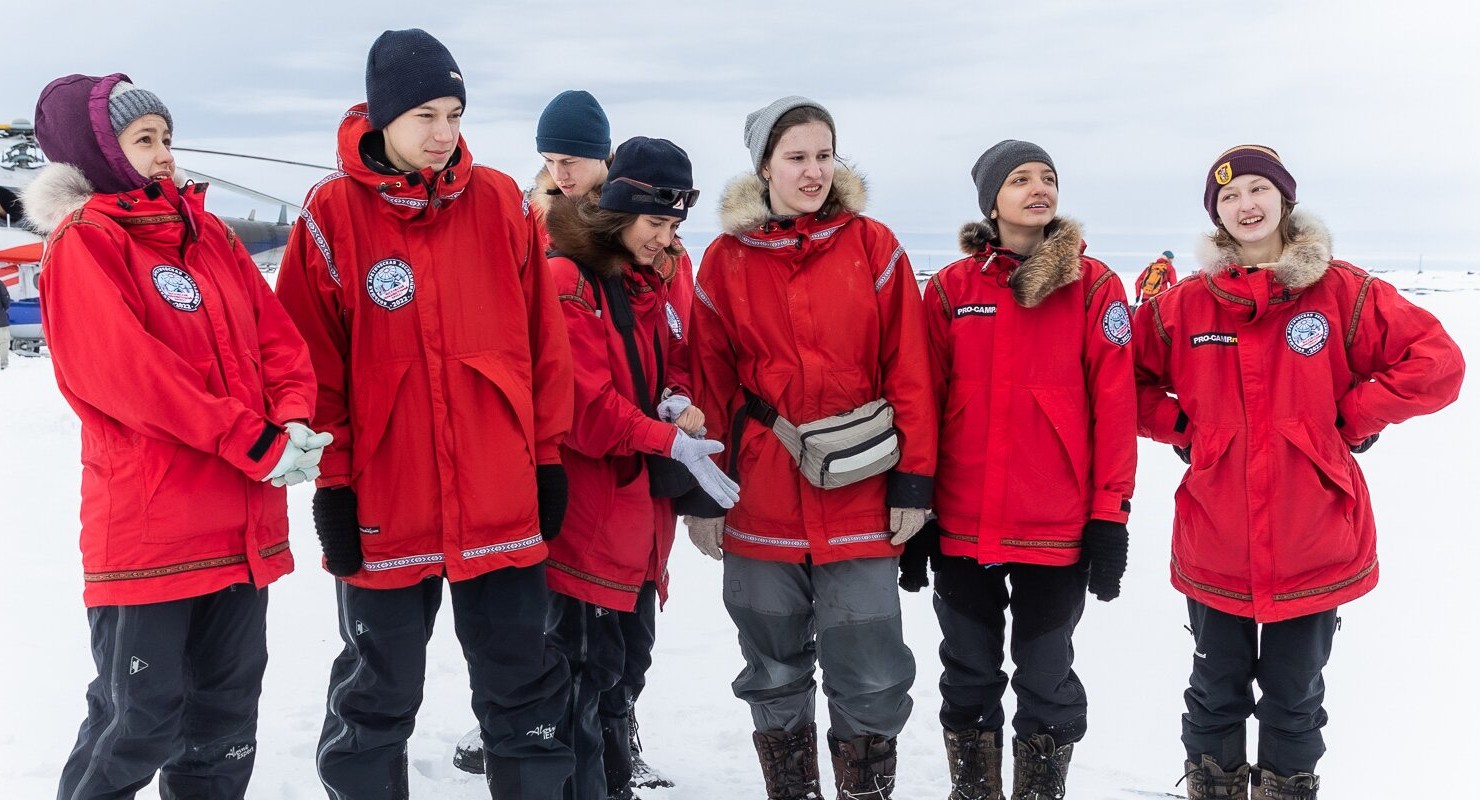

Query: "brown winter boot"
<box><xmin>753</xmin><ymin>723</ymin><xmax>824</xmax><ymax>800</ymax></box>
<box><xmin>1009</xmin><ymin>734</ymin><xmax>1072</xmax><ymax>800</ymax></box>
<box><xmin>1183</xmin><ymin>755</ymin><xmax>1250</xmax><ymax>800</ymax></box>
<box><xmin>1251</xmin><ymin>767</ymin><xmax>1319</xmax><ymax>799</ymax></box>
<box><xmin>827</xmin><ymin>732</ymin><xmax>897</xmax><ymax>800</ymax></box>
<box><xmin>944</xmin><ymin>728</ymin><xmax>1004</xmax><ymax>800</ymax></box>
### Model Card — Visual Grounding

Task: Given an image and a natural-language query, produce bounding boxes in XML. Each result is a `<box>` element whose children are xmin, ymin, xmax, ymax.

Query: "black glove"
<box><xmin>898</xmin><ymin>518</ymin><xmax>941</xmax><ymax>592</ymax></box>
<box><xmin>312</xmin><ymin>486</ymin><xmax>363</xmax><ymax>577</ymax></box>
<box><xmin>1348</xmin><ymin>433</ymin><xmax>1379</xmax><ymax>454</ymax></box>
<box><xmin>1079</xmin><ymin>519</ymin><xmax>1129</xmax><ymax>602</ymax></box>
<box><xmin>536</xmin><ymin>464</ymin><xmax>569</xmax><ymax>541</ymax></box>
<box><xmin>1172</xmin><ymin>444</ymin><xmax>1192</xmax><ymax>464</ymax></box>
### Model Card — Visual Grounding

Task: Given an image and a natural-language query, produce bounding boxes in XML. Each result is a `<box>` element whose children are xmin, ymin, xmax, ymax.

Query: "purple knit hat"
<box><xmin>1203</xmin><ymin>144</ymin><xmax>1297</xmax><ymax>224</ymax></box>
<box><xmin>34</xmin><ymin>73</ymin><xmax>152</xmax><ymax>195</ymax></box>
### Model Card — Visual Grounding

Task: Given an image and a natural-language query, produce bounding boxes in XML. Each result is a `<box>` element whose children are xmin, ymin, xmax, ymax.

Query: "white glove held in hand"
<box><xmin>669</xmin><ymin>434</ymin><xmax>740</xmax><ymax>508</ymax></box>
<box><xmin>888</xmin><ymin>507</ymin><xmax>927</xmax><ymax>546</ymax></box>
<box><xmin>656</xmin><ymin>394</ymin><xmax>692</xmax><ymax>422</ymax></box>
<box><xmin>265</xmin><ymin>422</ymin><xmax>334</xmax><ymax>487</ymax></box>
<box><xmin>685</xmin><ymin>515</ymin><xmax>726</xmax><ymax>560</ymax></box>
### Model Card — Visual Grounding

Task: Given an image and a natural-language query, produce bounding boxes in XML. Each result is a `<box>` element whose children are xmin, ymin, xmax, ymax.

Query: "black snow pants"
<box><xmin>1181</xmin><ymin>598</ymin><xmax>1338</xmax><ymax>775</ymax></box>
<box><xmin>57</xmin><ymin>583</ymin><xmax>269</xmax><ymax>800</ymax></box>
<box><xmin>316</xmin><ymin>565</ymin><xmax>574</xmax><ymax>800</ymax></box>
<box><xmin>933</xmin><ymin>556</ymin><xmax>1090</xmax><ymax>745</ymax></box>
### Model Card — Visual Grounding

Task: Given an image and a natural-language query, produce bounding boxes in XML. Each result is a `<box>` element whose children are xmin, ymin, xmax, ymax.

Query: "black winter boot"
<box><xmin>944</xmin><ymin>728</ymin><xmax>1004</xmax><ymax>800</ymax></box>
<box><xmin>1251</xmin><ymin>767</ymin><xmax>1319</xmax><ymax>799</ymax></box>
<box><xmin>1010</xmin><ymin>734</ymin><xmax>1073</xmax><ymax>800</ymax></box>
<box><xmin>753</xmin><ymin>723</ymin><xmax>825</xmax><ymax>800</ymax></box>
<box><xmin>628</xmin><ymin>705</ymin><xmax>674</xmax><ymax>789</ymax></box>
<box><xmin>828</xmin><ymin>731</ymin><xmax>897</xmax><ymax>800</ymax></box>
<box><xmin>1183</xmin><ymin>755</ymin><xmax>1250</xmax><ymax>800</ymax></box>
<box><xmin>601</xmin><ymin>713</ymin><xmax>637</xmax><ymax>800</ymax></box>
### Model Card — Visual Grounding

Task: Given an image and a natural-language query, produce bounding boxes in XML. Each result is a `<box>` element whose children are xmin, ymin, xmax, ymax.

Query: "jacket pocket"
<box><xmin>452</xmin><ymin>354</ymin><xmax>539</xmax><ymax>532</ymax></box>
<box><xmin>1001</xmin><ymin>386</ymin><xmax>1090</xmax><ymax>528</ymax></box>
<box><xmin>141</xmin><ymin>437</ymin><xmax>242</xmax><ymax>545</ymax></box>
<box><xmin>1271</xmin><ymin>419</ymin><xmax>1360</xmax><ymax>572</ymax></box>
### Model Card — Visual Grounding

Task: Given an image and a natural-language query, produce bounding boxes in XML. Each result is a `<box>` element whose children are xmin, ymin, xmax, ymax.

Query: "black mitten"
<box><xmin>536</xmin><ymin>464</ymin><xmax>569</xmax><ymax>541</ymax></box>
<box><xmin>1079</xmin><ymin>519</ymin><xmax>1129</xmax><ymax>602</ymax></box>
<box><xmin>1348</xmin><ymin>433</ymin><xmax>1379</xmax><ymax>454</ymax></box>
<box><xmin>899</xmin><ymin>518</ymin><xmax>941</xmax><ymax>592</ymax></box>
<box><xmin>1172</xmin><ymin>444</ymin><xmax>1192</xmax><ymax>465</ymax></box>
<box><xmin>312</xmin><ymin>486</ymin><xmax>362</xmax><ymax>577</ymax></box>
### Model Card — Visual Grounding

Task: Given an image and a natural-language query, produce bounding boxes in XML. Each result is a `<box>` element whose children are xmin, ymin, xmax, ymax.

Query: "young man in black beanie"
<box><xmin>275</xmin><ymin>28</ymin><xmax>577</xmax><ymax>800</ymax></box>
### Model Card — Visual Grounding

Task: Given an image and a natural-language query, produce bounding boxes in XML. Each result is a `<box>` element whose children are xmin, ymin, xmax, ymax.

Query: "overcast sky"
<box><xmin>4</xmin><ymin>0</ymin><xmax>1477</xmax><ymax>271</ymax></box>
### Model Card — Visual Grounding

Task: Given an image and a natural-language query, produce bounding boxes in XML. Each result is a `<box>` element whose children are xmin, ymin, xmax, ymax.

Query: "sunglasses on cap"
<box><xmin>610</xmin><ymin>176</ymin><xmax>700</xmax><ymax>210</ymax></box>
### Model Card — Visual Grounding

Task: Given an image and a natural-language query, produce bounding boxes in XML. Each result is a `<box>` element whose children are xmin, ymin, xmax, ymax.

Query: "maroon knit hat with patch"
<box><xmin>1203</xmin><ymin>145</ymin><xmax>1297</xmax><ymax>224</ymax></box>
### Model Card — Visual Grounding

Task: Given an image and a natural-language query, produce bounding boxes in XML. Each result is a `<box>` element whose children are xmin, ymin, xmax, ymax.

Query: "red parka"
<box><xmin>924</xmin><ymin>219</ymin><xmax>1136</xmax><ymax>566</ymax></box>
<box><xmin>1135</xmin><ymin>212</ymin><xmax>1464</xmax><ymax>622</ymax></box>
<box><xmin>689</xmin><ymin>168</ymin><xmax>937</xmax><ymax>564</ymax></box>
<box><xmin>540</xmin><ymin>192</ymin><xmax>693</xmax><ymax>610</ymax></box>
<box><xmin>275</xmin><ymin>105</ymin><xmax>574</xmax><ymax>590</ymax></box>
<box><xmin>30</xmin><ymin>166</ymin><xmax>314</xmax><ymax>606</ymax></box>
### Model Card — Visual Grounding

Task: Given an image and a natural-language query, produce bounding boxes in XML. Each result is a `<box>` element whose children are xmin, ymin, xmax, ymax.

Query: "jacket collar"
<box><xmin>957</xmin><ymin>216</ymin><xmax>1086</xmax><ymax>308</ymax></box>
<box><xmin>1196</xmin><ymin>208</ymin><xmax>1332</xmax><ymax>290</ymax></box>
<box><xmin>718</xmin><ymin>165</ymin><xmax>867</xmax><ymax>247</ymax></box>
<box><xmin>23</xmin><ymin>161</ymin><xmax>203</xmax><ymax>246</ymax></box>
<box><xmin>335</xmin><ymin>103</ymin><xmax>473</xmax><ymax>221</ymax></box>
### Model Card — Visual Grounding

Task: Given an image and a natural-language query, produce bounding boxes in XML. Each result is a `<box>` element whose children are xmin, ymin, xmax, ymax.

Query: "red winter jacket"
<box><xmin>924</xmin><ymin>219</ymin><xmax>1136</xmax><ymax>565</ymax></box>
<box><xmin>541</xmin><ymin>193</ymin><xmax>693</xmax><ymax>610</ymax></box>
<box><xmin>275</xmin><ymin>105</ymin><xmax>574</xmax><ymax>589</ymax></box>
<box><xmin>689</xmin><ymin>168</ymin><xmax>937</xmax><ymax>564</ymax></box>
<box><xmin>30</xmin><ymin>167</ymin><xmax>313</xmax><ymax>606</ymax></box>
<box><xmin>1136</xmin><ymin>212</ymin><xmax>1464</xmax><ymax>622</ymax></box>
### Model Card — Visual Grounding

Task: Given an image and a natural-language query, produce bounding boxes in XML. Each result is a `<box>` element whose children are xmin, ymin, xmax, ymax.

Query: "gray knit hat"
<box><xmin>970</xmin><ymin>139</ymin><xmax>1055</xmax><ymax>218</ymax></box>
<box><xmin>108</xmin><ymin>81</ymin><xmax>172</xmax><ymax>136</ymax></box>
<box><xmin>743</xmin><ymin>95</ymin><xmax>834</xmax><ymax>173</ymax></box>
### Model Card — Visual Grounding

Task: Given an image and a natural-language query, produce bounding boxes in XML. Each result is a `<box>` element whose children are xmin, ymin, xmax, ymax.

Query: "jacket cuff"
<box><xmin>224</xmin><ymin>419</ymin><xmax>284</xmax><ymax>481</ymax></box>
<box><xmin>886</xmin><ymin>471</ymin><xmax>933</xmax><ymax>509</ymax></box>
<box><xmin>1148</xmin><ymin>399</ymin><xmax>1191</xmax><ymax>446</ymax></box>
<box><xmin>1091</xmin><ymin>493</ymin><xmax>1131</xmax><ymax>524</ymax></box>
<box><xmin>675</xmin><ymin>487</ymin><xmax>727</xmax><ymax>518</ymax></box>
<box><xmin>1336</xmin><ymin>391</ymin><xmax>1383</xmax><ymax>440</ymax></box>
<box><xmin>270</xmin><ymin>397</ymin><xmax>314</xmax><ymax>426</ymax></box>
<box><xmin>637</xmin><ymin>419</ymin><xmax>681</xmax><ymax>457</ymax></box>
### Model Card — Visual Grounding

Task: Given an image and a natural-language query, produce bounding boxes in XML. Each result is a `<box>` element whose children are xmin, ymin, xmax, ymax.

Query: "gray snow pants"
<box><xmin>1181</xmin><ymin>599</ymin><xmax>1338</xmax><ymax>776</ymax></box>
<box><xmin>723</xmin><ymin>554</ymin><xmax>914</xmax><ymax>739</ymax></box>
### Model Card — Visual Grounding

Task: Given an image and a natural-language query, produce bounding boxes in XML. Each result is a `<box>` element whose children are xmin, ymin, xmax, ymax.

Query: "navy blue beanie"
<box><xmin>599</xmin><ymin>137</ymin><xmax>695</xmax><ymax>220</ymax></box>
<box><xmin>536</xmin><ymin>90</ymin><xmax>611</xmax><ymax>160</ymax></box>
<box><xmin>365</xmin><ymin>29</ymin><xmax>466</xmax><ymax>130</ymax></box>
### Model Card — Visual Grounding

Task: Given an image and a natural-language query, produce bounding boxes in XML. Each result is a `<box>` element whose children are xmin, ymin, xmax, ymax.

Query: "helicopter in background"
<box><xmin>2</xmin><ymin>118</ymin><xmax>329</xmax><ymax>354</ymax></box>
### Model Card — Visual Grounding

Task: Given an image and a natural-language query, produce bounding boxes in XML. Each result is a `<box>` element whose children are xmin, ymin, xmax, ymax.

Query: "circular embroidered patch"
<box><xmin>365</xmin><ymin>258</ymin><xmax>415</xmax><ymax>310</ymax></box>
<box><xmin>1102</xmin><ymin>300</ymin><xmax>1132</xmax><ymax>346</ymax></box>
<box><xmin>151</xmin><ymin>265</ymin><xmax>201</xmax><ymax>312</ymax></box>
<box><xmin>1285</xmin><ymin>311</ymin><xmax>1330</xmax><ymax>356</ymax></box>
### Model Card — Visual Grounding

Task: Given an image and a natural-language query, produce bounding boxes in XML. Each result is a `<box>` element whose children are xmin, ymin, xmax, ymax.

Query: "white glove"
<box><xmin>265</xmin><ymin>422</ymin><xmax>334</xmax><ymax>487</ymax></box>
<box><xmin>670</xmin><ymin>433</ymin><xmax>739</xmax><ymax>508</ymax></box>
<box><xmin>656</xmin><ymin>394</ymin><xmax>691</xmax><ymax>422</ymax></box>
<box><xmin>685</xmin><ymin>515</ymin><xmax>726</xmax><ymax>560</ymax></box>
<box><xmin>888</xmin><ymin>507</ymin><xmax>927</xmax><ymax>546</ymax></box>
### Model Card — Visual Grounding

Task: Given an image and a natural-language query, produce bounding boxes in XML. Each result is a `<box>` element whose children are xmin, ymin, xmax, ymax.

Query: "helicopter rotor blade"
<box><xmin>179</xmin><ymin>168</ymin><xmax>300</xmax><ymax>212</ymax></box>
<box><xmin>171</xmin><ymin>147</ymin><xmax>333</xmax><ymax>171</ymax></box>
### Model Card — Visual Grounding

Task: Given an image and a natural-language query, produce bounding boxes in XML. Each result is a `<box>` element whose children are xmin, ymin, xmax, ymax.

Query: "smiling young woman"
<box><xmin>1135</xmin><ymin>145</ymin><xmax>1465</xmax><ymax>798</ymax></box>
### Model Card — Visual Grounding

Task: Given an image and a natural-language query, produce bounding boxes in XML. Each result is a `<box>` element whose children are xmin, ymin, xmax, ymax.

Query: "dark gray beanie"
<box><xmin>365</xmin><ymin>28</ymin><xmax>466</xmax><ymax>130</ymax></box>
<box><xmin>536</xmin><ymin>90</ymin><xmax>610</xmax><ymax>160</ymax></box>
<box><xmin>970</xmin><ymin>139</ymin><xmax>1055</xmax><ymax>218</ymax></box>
<box><xmin>108</xmin><ymin>81</ymin><xmax>172</xmax><ymax>136</ymax></box>
<box><xmin>743</xmin><ymin>95</ymin><xmax>833</xmax><ymax>173</ymax></box>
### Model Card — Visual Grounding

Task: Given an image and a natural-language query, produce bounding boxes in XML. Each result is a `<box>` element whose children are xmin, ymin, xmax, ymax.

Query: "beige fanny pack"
<box><xmin>742</xmin><ymin>391</ymin><xmax>900</xmax><ymax>489</ymax></box>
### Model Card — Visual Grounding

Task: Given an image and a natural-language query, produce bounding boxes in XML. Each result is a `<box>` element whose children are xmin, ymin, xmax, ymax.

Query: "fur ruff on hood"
<box><xmin>718</xmin><ymin>164</ymin><xmax>867</xmax><ymax>235</ymax></box>
<box><xmin>1196</xmin><ymin>208</ymin><xmax>1332</xmax><ymax>290</ymax></box>
<box><xmin>527</xmin><ymin>167</ymin><xmax>562</xmax><ymax>219</ymax></box>
<box><xmin>957</xmin><ymin>216</ymin><xmax>1085</xmax><ymax>308</ymax></box>
<box><xmin>544</xmin><ymin>191</ymin><xmax>683</xmax><ymax>279</ymax></box>
<box><xmin>22</xmin><ymin>162</ymin><xmax>189</xmax><ymax>233</ymax></box>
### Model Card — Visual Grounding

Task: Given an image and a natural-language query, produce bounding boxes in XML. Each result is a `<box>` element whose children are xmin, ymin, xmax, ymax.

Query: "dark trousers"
<box><xmin>1181</xmin><ymin>599</ymin><xmax>1338</xmax><ymax>776</ymax></box>
<box><xmin>933</xmin><ymin>557</ymin><xmax>1089</xmax><ymax>744</ymax></box>
<box><xmin>316</xmin><ymin>566</ymin><xmax>574</xmax><ymax>800</ymax></box>
<box><xmin>547</xmin><ymin>582</ymin><xmax>659</xmax><ymax>800</ymax></box>
<box><xmin>57</xmin><ymin>584</ymin><xmax>268</xmax><ymax>800</ymax></box>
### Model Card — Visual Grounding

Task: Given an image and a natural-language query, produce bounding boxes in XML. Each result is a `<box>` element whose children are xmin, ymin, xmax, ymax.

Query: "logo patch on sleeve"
<box><xmin>665</xmin><ymin>301</ymin><xmax>684</xmax><ymax>339</ymax></box>
<box><xmin>1101</xmin><ymin>300</ymin><xmax>1132</xmax><ymax>346</ymax></box>
<box><xmin>1190</xmin><ymin>332</ymin><xmax>1239</xmax><ymax>347</ymax></box>
<box><xmin>151</xmin><ymin>265</ymin><xmax>201</xmax><ymax>312</ymax></box>
<box><xmin>365</xmin><ymin>259</ymin><xmax>415</xmax><ymax>310</ymax></box>
<box><xmin>954</xmin><ymin>303</ymin><xmax>997</xmax><ymax>318</ymax></box>
<box><xmin>1285</xmin><ymin>311</ymin><xmax>1330</xmax><ymax>356</ymax></box>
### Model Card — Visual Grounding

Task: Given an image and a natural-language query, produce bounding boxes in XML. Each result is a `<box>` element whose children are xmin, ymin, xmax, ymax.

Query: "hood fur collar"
<box><xmin>22</xmin><ymin>162</ymin><xmax>190</xmax><ymax>233</ymax></box>
<box><xmin>718</xmin><ymin>164</ymin><xmax>867</xmax><ymax>235</ymax></box>
<box><xmin>543</xmin><ymin>192</ymin><xmax>647</xmax><ymax>279</ymax></box>
<box><xmin>957</xmin><ymin>217</ymin><xmax>1085</xmax><ymax>308</ymax></box>
<box><xmin>528</xmin><ymin>167</ymin><xmax>561</xmax><ymax>219</ymax></box>
<box><xmin>1197</xmin><ymin>209</ymin><xmax>1332</xmax><ymax>290</ymax></box>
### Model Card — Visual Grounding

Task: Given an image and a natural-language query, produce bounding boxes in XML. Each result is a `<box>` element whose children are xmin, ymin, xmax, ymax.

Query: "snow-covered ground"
<box><xmin>1</xmin><ymin>280</ymin><xmax>1474</xmax><ymax>798</ymax></box>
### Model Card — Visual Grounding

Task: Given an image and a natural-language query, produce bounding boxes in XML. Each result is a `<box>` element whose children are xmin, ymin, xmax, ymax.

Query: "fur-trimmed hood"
<box><xmin>543</xmin><ymin>191</ymin><xmax>685</xmax><ymax>280</ymax></box>
<box><xmin>718</xmin><ymin>164</ymin><xmax>867</xmax><ymax>235</ymax></box>
<box><xmin>957</xmin><ymin>216</ymin><xmax>1086</xmax><ymax>308</ymax></box>
<box><xmin>527</xmin><ymin>167</ymin><xmax>562</xmax><ymax>219</ymax></box>
<box><xmin>1196</xmin><ymin>208</ymin><xmax>1332</xmax><ymax>290</ymax></box>
<box><xmin>22</xmin><ymin>162</ymin><xmax>191</xmax><ymax>234</ymax></box>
